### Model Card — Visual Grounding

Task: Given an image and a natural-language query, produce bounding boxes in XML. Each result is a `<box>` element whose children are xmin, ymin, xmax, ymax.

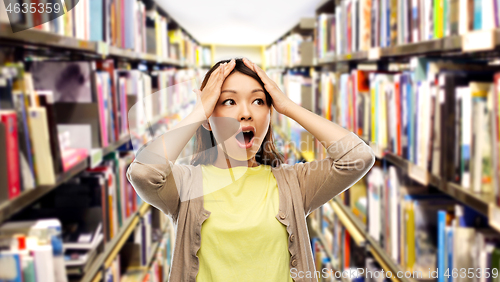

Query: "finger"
<box><xmin>242</xmin><ymin>57</ymin><xmax>252</xmax><ymax>68</ymax></box>
<box><xmin>242</xmin><ymin>58</ymin><xmax>269</xmax><ymax>83</ymax></box>
<box><xmin>252</xmin><ymin>63</ymin><xmax>275</xmax><ymax>85</ymax></box>
<box><xmin>218</xmin><ymin>63</ymin><xmax>225</xmax><ymax>84</ymax></box>
<box><xmin>206</xmin><ymin>62</ymin><xmax>228</xmax><ymax>91</ymax></box>
<box><xmin>207</xmin><ymin>67</ymin><xmax>220</xmax><ymax>84</ymax></box>
<box><xmin>223</xmin><ymin>59</ymin><xmax>236</xmax><ymax>77</ymax></box>
<box><xmin>252</xmin><ymin>61</ymin><xmax>266</xmax><ymax>74</ymax></box>
<box><xmin>242</xmin><ymin>58</ymin><xmax>256</xmax><ymax>72</ymax></box>
<box><xmin>205</xmin><ymin>66</ymin><xmax>222</xmax><ymax>88</ymax></box>
<box><xmin>204</xmin><ymin>66</ymin><xmax>224</xmax><ymax>93</ymax></box>
<box><xmin>192</xmin><ymin>89</ymin><xmax>202</xmax><ymax>97</ymax></box>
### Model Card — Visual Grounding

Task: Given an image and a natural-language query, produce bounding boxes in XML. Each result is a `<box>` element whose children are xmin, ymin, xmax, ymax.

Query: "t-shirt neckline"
<box><xmin>202</xmin><ymin>164</ymin><xmax>270</xmax><ymax>175</ymax></box>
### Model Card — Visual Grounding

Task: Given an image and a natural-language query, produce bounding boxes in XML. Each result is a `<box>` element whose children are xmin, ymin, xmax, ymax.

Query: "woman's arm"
<box><xmin>242</xmin><ymin>58</ymin><xmax>375</xmax><ymax>215</ymax></box>
<box><xmin>136</xmin><ymin>60</ymin><xmax>235</xmax><ymax>164</ymax></box>
<box><xmin>134</xmin><ymin>105</ymin><xmax>206</xmax><ymax>165</ymax></box>
<box><xmin>127</xmin><ymin>60</ymin><xmax>236</xmax><ymax>219</ymax></box>
<box><xmin>242</xmin><ymin>58</ymin><xmax>350</xmax><ymax>148</ymax></box>
<box><xmin>292</xmin><ymin>132</ymin><xmax>375</xmax><ymax>216</ymax></box>
<box><xmin>127</xmin><ymin>108</ymin><xmax>207</xmax><ymax>219</ymax></box>
<box><xmin>282</xmin><ymin>103</ymin><xmax>352</xmax><ymax>149</ymax></box>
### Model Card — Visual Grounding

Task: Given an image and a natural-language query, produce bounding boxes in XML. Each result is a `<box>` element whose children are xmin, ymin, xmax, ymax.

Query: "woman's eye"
<box><xmin>253</xmin><ymin>99</ymin><xmax>264</xmax><ymax>105</ymax></box>
<box><xmin>222</xmin><ymin>99</ymin><xmax>235</xmax><ymax>106</ymax></box>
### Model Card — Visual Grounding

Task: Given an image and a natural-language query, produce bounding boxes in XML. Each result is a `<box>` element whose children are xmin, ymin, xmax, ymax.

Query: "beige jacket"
<box><xmin>126</xmin><ymin>132</ymin><xmax>375</xmax><ymax>282</ymax></box>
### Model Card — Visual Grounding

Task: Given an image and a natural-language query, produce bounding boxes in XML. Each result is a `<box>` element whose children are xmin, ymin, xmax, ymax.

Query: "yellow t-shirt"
<box><xmin>196</xmin><ymin>164</ymin><xmax>293</xmax><ymax>282</ymax></box>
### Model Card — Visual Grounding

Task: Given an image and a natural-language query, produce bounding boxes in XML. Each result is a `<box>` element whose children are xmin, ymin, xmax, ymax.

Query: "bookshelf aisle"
<box><xmin>0</xmin><ymin>0</ymin><xmax>209</xmax><ymax>281</ymax></box>
<box><xmin>6</xmin><ymin>0</ymin><xmax>500</xmax><ymax>280</ymax></box>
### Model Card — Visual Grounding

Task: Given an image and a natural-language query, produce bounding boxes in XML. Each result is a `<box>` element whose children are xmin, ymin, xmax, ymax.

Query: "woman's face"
<box><xmin>209</xmin><ymin>71</ymin><xmax>270</xmax><ymax>162</ymax></box>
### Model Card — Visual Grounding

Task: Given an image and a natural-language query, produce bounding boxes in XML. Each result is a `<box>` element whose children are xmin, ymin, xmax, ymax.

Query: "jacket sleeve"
<box><xmin>126</xmin><ymin>147</ymin><xmax>190</xmax><ymax>221</ymax></box>
<box><xmin>292</xmin><ymin>132</ymin><xmax>376</xmax><ymax>217</ymax></box>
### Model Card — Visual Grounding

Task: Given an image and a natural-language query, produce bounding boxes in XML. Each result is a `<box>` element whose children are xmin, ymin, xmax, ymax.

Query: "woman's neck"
<box><xmin>212</xmin><ymin>145</ymin><xmax>259</xmax><ymax>169</ymax></box>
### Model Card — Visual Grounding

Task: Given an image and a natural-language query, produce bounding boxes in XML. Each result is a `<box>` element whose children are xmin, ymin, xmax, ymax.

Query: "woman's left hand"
<box><xmin>242</xmin><ymin>58</ymin><xmax>294</xmax><ymax>116</ymax></box>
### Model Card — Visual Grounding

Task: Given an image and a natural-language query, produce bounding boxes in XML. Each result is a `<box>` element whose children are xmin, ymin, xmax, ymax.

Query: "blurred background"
<box><xmin>1</xmin><ymin>0</ymin><xmax>499</xmax><ymax>281</ymax></box>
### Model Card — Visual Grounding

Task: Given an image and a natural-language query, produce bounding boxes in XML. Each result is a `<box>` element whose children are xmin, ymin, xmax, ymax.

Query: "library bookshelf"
<box><xmin>274</xmin><ymin>128</ymin><xmax>417</xmax><ymax>282</ymax></box>
<box><xmin>266</xmin><ymin>0</ymin><xmax>500</xmax><ymax>278</ymax></box>
<box><xmin>0</xmin><ymin>1</ymin><xmax>204</xmax><ymax>281</ymax></box>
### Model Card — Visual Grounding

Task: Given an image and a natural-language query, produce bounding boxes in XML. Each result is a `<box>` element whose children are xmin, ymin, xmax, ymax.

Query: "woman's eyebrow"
<box><xmin>220</xmin><ymin>89</ymin><xmax>264</xmax><ymax>94</ymax></box>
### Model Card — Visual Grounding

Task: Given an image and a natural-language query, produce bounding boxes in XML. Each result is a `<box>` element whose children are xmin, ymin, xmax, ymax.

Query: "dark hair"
<box><xmin>190</xmin><ymin>58</ymin><xmax>285</xmax><ymax>167</ymax></box>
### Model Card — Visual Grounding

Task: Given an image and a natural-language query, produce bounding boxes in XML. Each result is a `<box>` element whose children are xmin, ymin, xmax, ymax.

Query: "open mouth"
<box><xmin>235</xmin><ymin>126</ymin><xmax>255</xmax><ymax>149</ymax></box>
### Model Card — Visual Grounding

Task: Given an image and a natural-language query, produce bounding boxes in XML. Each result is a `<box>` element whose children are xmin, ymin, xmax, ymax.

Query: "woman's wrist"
<box><xmin>281</xmin><ymin>100</ymin><xmax>302</xmax><ymax>120</ymax></box>
<box><xmin>190</xmin><ymin>103</ymin><xmax>210</xmax><ymax>122</ymax></box>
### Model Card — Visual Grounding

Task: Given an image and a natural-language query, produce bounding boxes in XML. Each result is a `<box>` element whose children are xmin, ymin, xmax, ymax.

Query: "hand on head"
<box><xmin>241</xmin><ymin>58</ymin><xmax>292</xmax><ymax>116</ymax></box>
<box><xmin>193</xmin><ymin>59</ymin><xmax>236</xmax><ymax>118</ymax></box>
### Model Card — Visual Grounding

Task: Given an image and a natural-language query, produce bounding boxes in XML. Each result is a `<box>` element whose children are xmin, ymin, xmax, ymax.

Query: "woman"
<box><xmin>126</xmin><ymin>58</ymin><xmax>375</xmax><ymax>282</ymax></box>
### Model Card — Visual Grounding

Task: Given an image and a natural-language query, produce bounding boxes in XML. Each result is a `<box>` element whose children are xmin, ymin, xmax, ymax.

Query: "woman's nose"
<box><xmin>238</xmin><ymin>105</ymin><xmax>252</xmax><ymax>121</ymax></box>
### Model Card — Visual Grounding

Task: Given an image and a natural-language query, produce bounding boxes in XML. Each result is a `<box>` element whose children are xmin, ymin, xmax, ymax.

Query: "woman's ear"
<box><xmin>202</xmin><ymin>120</ymin><xmax>212</xmax><ymax>131</ymax></box>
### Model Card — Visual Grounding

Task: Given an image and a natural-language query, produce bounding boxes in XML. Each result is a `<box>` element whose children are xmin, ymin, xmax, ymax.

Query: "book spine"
<box><xmin>434</xmin><ymin>0</ymin><xmax>444</xmax><ymax>38</ymax></box>
<box><xmin>395</xmin><ymin>76</ymin><xmax>402</xmax><ymax>156</ymax></box>
<box><xmin>0</xmin><ymin>112</ymin><xmax>21</xmax><ymax>199</ymax></box>
<box><xmin>61</xmin><ymin>148</ymin><xmax>88</xmax><ymax>172</ymax></box>
<box><xmin>474</xmin><ymin>0</ymin><xmax>483</xmax><ymax>30</ymax></box>
<box><xmin>437</xmin><ymin>210</ymin><xmax>446</xmax><ymax>282</ymax></box>
<box><xmin>407</xmin><ymin>77</ymin><xmax>414</xmax><ymax>162</ymax></box>
<box><xmin>427</xmin><ymin>84</ymin><xmax>436</xmax><ymax>171</ymax></box>
<box><xmin>89</xmin><ymin>0</ymin><xmax>104</xmax><ymax>41</ymax></box>
<box><xmin>95</xmin><ymin>73</ymin><xmax>109</xmax><ymax>147</ymax></box>
<box><xmin>461</xmin><ymin>87</ymin><xmax>471</xmax><ymax>189</ymax></box>
<box><xmin>38</xmin><ymin>93</ymin><xmax>63</xmax><ymax>176</ymax></box>
<box><xmin>494</xmin><ymin>75</ymin><xmax>500</xmax><ymax>205</ymax></box>
<box><xmin>446</xmin><ymin>227</ymin><xmax>454</xmax><ymax>282</ymax></box>
<box><xmin>121</xmin><ymin>79</ymin><xmax>128</xmax><ymax>136</ymax></box>
<box><xmin>28</xmin><ymin>108</ymin><xmax>56</xmax><ymax>186</ymax></box>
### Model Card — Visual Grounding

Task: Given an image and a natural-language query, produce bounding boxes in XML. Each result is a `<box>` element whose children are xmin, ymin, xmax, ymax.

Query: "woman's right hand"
<box><xmin>193</xmin><ymin>58</ymin><xmax>236</xmax><ymax>118</ymax></box>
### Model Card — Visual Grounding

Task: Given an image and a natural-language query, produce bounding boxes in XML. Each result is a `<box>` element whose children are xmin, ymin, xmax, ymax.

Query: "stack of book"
<box><xmin>314</xmin><ymin>58</ymin><xmax>500</xmax><ymax>197</ymax></box>
<box><xmin>0</xmin><ymin>59</ymin><xmax>204</xmax><ymax>203</ymax></box>
<box><xmin>0</xmin><ymin>219</ymin><xmax>68</xmax><ymax>282</ymax></box>
<box><xmin>0</xmin><ymin>0</ymin><xmax>208</xmax><ymax>66</ymax></box>
<box><xmin>268</xmin><ymin>68</ymin><xmax>317</xmax><ymax>162</ymax></box>
<box><xmin>113</xmin><ymin>210</ymin><xmax>175</xmax><ymax>282</ymax></box>
<box><xmin>314</xmin><ymin>0</ymin><xmax>499</xmax><ymax>58</ymax></box>
<box><xmin>265</xmin><ymin>33</ymin><xmax>307</xmax><ymax>68</ymax></box>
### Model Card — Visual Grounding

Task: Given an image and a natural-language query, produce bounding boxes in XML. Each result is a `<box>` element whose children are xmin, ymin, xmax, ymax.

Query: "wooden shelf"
<box><xmin>0</xmin><ymin>158</ymin><xmax>88</xmax><ymax>223</ymax></box>
<box><xmin>316</xmin><ymin>31</ymin><xmax>500</xmax><ymax>65</ymax></box>
<box><xmin>81</xmin><ymin>202</ymin><xmax>151</xmax><ymax>282</ymax></box>
<box><xmin>278</xmin><ymin>127</ymin><xmax>493</xmax><ymax>222</ymax></box>
<box><xmin>0</xmin><ymin>23</ymin><xmax>186</xmax><ymax>66</ymax></box>
<box><xmin>381</xmin><ymin>151</ymin><xmax>492</xmax><ymax>217</ymax></box>
<box><xmin>0</xmin><ymin>23</ymin><xmax>97</xmax><ymax>53</ymax></box>
<box><xmin>102</xmin><ymin>134</ymin><xmax>132</xmax><ymax>156</ymax></box>
<box><xmin>267</xmin><ymin>64</ymin><xmax>317</xmax><ymax>70</ymax></box>
<box><xmin>273</xmin><ymin>128</ymin><xmax>415</xmax><ymax>282</ymax></box>
<box><xmin>0</xmin><ymin>110</ymin><xmax>175</xmax><ymax>225</ymax></box>
<box><xmin>0</xmin><ymin>135</ymin><xmax>132</xmax><ymax>224</ymax></box>
<box><xmin>107</xmin><ymin>45</ymin><xmax>183</xmax><ymax>66</ymax></box>
<box><xmin>331</xmin><ymin>199</ymin><xmax>417</xmax><ymax>282</ymax></box>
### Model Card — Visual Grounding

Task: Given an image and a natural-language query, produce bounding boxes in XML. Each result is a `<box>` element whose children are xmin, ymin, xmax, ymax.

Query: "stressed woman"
<box><xmin>126</xmin><ymin>58</ymin><xmax>375</xmax><ymax>282</ymax></box>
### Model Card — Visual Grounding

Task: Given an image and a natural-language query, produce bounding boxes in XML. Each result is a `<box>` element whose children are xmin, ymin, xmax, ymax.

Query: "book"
<box><xmin>27</xmin><ymin>107</ymin><xmax>56</xmax><ymax>186</ymax></box>
<box><xmin>0</xmin><ymin>111</ymin><xmax>21</xmax><ymax>199</ymax></box>
<box><xmin>37</xmin><ymin>91</ymin><xmax>63</xmax><ymax>176</ymax></box>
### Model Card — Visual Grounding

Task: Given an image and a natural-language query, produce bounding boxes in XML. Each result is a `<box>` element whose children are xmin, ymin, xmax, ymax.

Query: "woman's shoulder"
<box><xmin>270</xmin><ymin>162</ymin><xmax>296</xmax><ymax>174</ymax></box>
